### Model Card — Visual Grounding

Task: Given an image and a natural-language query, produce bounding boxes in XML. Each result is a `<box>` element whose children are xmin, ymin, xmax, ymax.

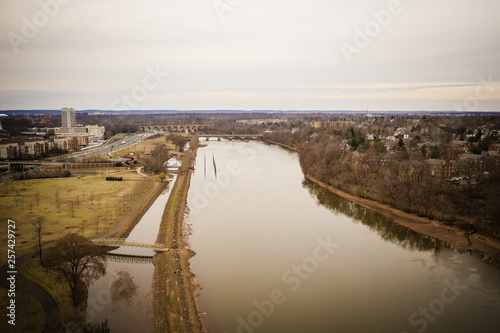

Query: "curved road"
<box><xmin>0</xmin><ymin>253</ymin><xmax>61</xmax><ymax>332</ymax></box>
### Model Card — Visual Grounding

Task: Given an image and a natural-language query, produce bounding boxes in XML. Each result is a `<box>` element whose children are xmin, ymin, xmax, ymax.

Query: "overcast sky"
<box><xmin>1</xmin><ymin>0</ymin><xmax>499</xmax><ymax>111</ymax></box>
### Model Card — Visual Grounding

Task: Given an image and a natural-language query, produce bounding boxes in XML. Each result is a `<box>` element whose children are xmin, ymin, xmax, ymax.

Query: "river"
<box><xmin>187</xmin><ymin>140</ymin><xmax>500</xmax><ymax>333</ymax></box>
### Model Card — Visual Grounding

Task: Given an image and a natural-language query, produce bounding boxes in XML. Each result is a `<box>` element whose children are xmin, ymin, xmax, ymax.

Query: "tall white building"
<box><xmin>61</xmin><ymin>107</ymin><xmax>76</xmax><ymax>128</ymax></box>
<box><xmin>56</xmin><ymin>107</ymin><xmax>105</xmax><ymax>141</ymax></box>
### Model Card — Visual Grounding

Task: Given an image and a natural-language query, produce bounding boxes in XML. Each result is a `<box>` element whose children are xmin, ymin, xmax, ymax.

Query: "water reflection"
<box><xmin>302</xmin><ymin>179</ymin><xmax>443</xmax><ymax>254</ymax></box>
<box><xmin>85</xmin><ymin>174</ymin><xmax>176</xmax><ymax>332</ymax></box>
<box><xmin>110</xmin><ymin>270</ymin><xmax>139</xmax><ymax>311</ymax></box>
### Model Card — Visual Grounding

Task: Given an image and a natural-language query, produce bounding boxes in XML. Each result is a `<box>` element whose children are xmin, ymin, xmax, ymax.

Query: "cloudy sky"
<box><xmin>1</xmin><ymin>0</ymin><xmax>499</xmax><ymax>111</ymax></box>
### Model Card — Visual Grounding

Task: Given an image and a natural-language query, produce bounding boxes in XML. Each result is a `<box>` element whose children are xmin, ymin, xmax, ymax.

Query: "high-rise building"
<box><xmin>61</xmin><ymin>107</ymin><xmax>76</xmax><ymax>128</ymax></box>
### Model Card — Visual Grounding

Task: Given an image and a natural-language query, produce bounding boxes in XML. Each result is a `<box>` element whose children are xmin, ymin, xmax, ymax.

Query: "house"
<box><xmin>458</xmin><ymin>153</ymin><xmax>487</xmax><ymax>176</ymax></box>
<box><xmin>425</xmin><ymin>159</ymin><xmax>446</xmax><ymax>177</ymax></box>
<box><xmin>450</xmin><ymin>140</ymin><xmax>470</xmax><ymax>152</ymax></box>
<box><xmin>0</xmin><ymin>142</ymin><xmax>19</xmax><ymax>159</ymax></box>
<box><xmin>425</xmin><ymin>159</ymin><xmax>459</xmax><ymax>178</ymax></box>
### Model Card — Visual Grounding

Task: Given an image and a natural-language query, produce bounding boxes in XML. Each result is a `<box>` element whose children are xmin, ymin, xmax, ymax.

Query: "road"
<box><xmin>47</xmin><ymin>133</ymin><xmax>154</xmax><ymax>162</ymax></box>
<box><xmin>0</xmin><ymin>253</ymin><xmax>61</xmax><ymax>332</ymax></box>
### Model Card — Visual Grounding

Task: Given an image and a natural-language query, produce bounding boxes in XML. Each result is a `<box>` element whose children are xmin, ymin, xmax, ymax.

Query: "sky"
<box><xmin>0</xmin><ymin>0</ymin><xmax>499</xmax><ymax>111</ymax></box>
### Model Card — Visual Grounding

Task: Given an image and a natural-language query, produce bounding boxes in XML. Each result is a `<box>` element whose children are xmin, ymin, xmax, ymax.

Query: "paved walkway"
<box><xmin>97</xmin><ymin>167</ymin><xmax>159</xmax><ymax>238</ymax></box>
<box><xmin>0</xmin><ymin>253</ymin><xmax>61</xmax><ymax>332</ymax></box>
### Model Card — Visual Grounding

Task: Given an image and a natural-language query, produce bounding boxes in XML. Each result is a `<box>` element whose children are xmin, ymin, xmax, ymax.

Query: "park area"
<box><xmin>111</xmin><ymin>134</ymin><xmax>176</xmax><ymax>159</ymax></box>
<box><xmin>0</xmin><ymin>167</ymin><xmax>153</xmax><ymax>262</ymax></box>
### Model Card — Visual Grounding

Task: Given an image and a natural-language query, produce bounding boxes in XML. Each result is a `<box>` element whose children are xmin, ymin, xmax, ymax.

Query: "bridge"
<box><xmin>91</xmin><ymin>238</ymin><xmax>168</xmax><ymax>252</ymax></box>
<box><xmin>199</xmin><ymin>134</ymin><xmax>263</xmax><ymax>141</ymax></box>
<box><xmin>138</xmin><ymin>124</ymin><xmax>213</xmax><ymax>132</ymax></box>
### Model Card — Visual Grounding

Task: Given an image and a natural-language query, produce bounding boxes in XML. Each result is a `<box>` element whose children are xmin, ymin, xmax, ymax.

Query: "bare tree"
<box><xmin>44</xmin><ymin>233</ymin><xmax>107</xmax><ymax>305</ymax></box>
<box><xmin>55</xmin><ymin>190</ymin><xmax>60</xmax><ymax>213</ymax></box>
<box><xmin>169</xmin><ymin>134</ymin><xmax>186</xmax><ymax>152</ymax></box>
<box><xmin>31</xmin><ymin>217</ymin><xmax>44</xmax><ymax>265</ymax></box>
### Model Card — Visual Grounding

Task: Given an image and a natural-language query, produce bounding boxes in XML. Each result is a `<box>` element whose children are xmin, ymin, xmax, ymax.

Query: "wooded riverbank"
<box><xmin>267</xmin><ymin>139</ymin><xmax>500</xmax><ymax>264</ymax></box>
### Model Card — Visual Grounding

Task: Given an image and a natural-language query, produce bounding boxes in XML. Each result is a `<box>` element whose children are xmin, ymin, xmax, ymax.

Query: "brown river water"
<box><xmin>88</xmin><ymin>141</ymin><xmax>500</xmax><ymax>333</ymax></box>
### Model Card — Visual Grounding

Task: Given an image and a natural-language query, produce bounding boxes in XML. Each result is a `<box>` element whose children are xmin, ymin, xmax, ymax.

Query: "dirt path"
<box><xmin>152</xmin><ymin>141</ymin><xmax>204</xmax><ymax>333</ymax></box>
<box><xmin>0</xmin><ymin>253</ymin><xmax>61</xmax><ymax>332</ymax></box>
<box><xmin>306</xmin><ymin>174</ymin><xmax>500</xmax><ymax>264</ymax></box>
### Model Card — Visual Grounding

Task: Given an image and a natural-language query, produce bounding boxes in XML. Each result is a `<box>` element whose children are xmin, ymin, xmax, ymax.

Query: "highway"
<box><xmin>47</xmin><ymin>133</ymin><xmax>154</xmax><ymax>162</ymax></box>
<box><xmin>0</xmin><ymin>133</ymin><xmax>156</xmax><ymax>183</ymax></box>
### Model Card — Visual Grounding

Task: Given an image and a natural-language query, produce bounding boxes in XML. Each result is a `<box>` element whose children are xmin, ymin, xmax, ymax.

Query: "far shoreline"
<box><xmin>266</xmin><ymin>139</ymin><xmax>500</xmax><ymax>265</ymax></box>
<box><xmin>306</xmin><ymin>174</ymin><xmax>500</xmax><ymax>265</ymax></box>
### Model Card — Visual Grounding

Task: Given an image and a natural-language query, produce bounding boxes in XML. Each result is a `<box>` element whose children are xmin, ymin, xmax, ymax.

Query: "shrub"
<box><xmin>105</xmin><ymin>176</ymin><xmax>123</xmax><ymax>181</ymax></box>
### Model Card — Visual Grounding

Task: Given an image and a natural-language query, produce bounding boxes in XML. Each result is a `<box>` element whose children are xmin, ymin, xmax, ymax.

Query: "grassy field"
<box><xmin>0</xmin><ymin>168</ymin><xmax>153</xmax><ymax>263</ymax></box>
<box><xmin>111</xmin><ymin>135</ymin><xmax>174</xmax><ymax>159</ymax></box>
<box><xmin>0</xmin><ymin>135</ymin><xmax>176</xmax><ymax>331</ymax></box>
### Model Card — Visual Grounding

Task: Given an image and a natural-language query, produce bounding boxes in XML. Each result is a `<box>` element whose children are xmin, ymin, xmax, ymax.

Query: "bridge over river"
<box><xmin>91</xmin><ymin>238</ymin><xmax>168</xmax><ymax>258</ymax></box>
<box><xmin>138</xmin><ymin>124</ymin><xmax>213</xmax><ymax>132</ymax></box>
<box><xmin>199</xmin><ymin>134</ymin><xmax>263</xmax><ymax>140</ymax></box>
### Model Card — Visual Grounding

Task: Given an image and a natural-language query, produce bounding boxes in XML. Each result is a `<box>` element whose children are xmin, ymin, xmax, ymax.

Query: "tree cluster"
<box><xmin>141</xmin><ymin>144</ymin><xmax>169</xmax><ymax>174</ymax></box>
<box><xmin>168</xmin><ymin>134</ymin><xmax>187</xmax><ymax>152</ymax></box>
<box><xmin>264</xmin><ymin>115</ymin><xmax>500</xmax><ymax>237</ymax></box>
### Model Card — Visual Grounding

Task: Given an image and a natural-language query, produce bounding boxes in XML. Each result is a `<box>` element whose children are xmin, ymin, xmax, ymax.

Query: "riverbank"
<box><xmin>264</xmin><ymin>139</ymin><xmax>300</xmax><ymax>152</ymax></box>
<box><xmin>153</xmin><ymin>136</ymin><xmax>204</xmax><ymax>333</ymax></box>
<box><xmin>265</xmin><ymin>139</ymin><xmax>500</xmax><ymax>264</ymax></box>
<box><xmin>306</xmin><ymin>174</ymin><xmax>500</xmax><ymax>264</ymax></box>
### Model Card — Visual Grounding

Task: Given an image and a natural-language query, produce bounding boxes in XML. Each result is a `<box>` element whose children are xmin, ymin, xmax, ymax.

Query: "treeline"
<box><xmin>265</xmin><ymin>129</ymin><xmax>500</xmax><ymax>237</ymax></box>
<box><xmin>141</xmin><ymin>144</ymin><xmax>169</xmax><ymax>174</ymax></box>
